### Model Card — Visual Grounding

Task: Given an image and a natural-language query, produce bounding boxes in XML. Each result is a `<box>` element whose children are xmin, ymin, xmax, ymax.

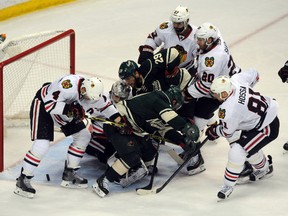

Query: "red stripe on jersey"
<box><xmin>32</xmin><ymin>99</ymin><xmax>40</xmax><ymax>140</ymax></box>
<box><xmin>195</xmin><ymin>80</ymin><xmax>210</xmax><ymax>94</ymax></box>
<box><xmin>45</xmin><ymin>101</ymin><xmax>55</xmax><ymax>112</ymax></box>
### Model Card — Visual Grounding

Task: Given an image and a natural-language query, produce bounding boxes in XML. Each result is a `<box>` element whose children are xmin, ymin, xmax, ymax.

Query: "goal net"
<box><xmin>0</xmin><ymin>29</ymin><xmax>75</xmax><ymax>171</ymax></box>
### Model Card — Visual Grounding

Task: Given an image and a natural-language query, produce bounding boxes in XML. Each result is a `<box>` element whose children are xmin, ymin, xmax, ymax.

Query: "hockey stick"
<box><xmin>135</xmin><ymin>142</ymin><xmax>160</xmax><ymax>194</ymax></box>
<box><xmin>87</xmin><ymin>116</ymin><xmax>175</xmax><ymax>143</ymax></box>
<box><xmin>136</xmin><ymin>137</ymin><xmax>208</xmax><ymax>195</ymax></box>
<box><xmin>87</xmin><ymin>116</ymin><xmax>185</xmax><ymax>164</ymax></box>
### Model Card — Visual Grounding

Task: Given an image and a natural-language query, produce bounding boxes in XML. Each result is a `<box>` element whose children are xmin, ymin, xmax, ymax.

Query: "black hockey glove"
<box><xmin>205</xmin><ymin>124</ymin><xmax>220</xmax><ymax>141</ymax></box>
<box><xmin>117</xmin><ymin>116</ymin><xmax>133</xmax><ymax>135</ymax></box>
<box><xmin>278</xmin><ymin>61</ymin><xmax>288</xmax><ymax>83</ymax></box>
<box><xmin>63</xmin><ymin>101</ymin><xmax>85</xmax><ymax>121</ymax></box>
<box><xmin>180</xmin><ymin>123</ymin><xmax>200</xmax><ymax>154</ymax></box>
<box><xmin>137</xmin><ymin>45</ymin><xmax>154</xmax><ymax>64</ymax></box>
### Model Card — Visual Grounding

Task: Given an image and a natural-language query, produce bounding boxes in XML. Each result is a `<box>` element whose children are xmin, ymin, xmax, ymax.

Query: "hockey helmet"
<box><xmin>165</xmin><ymin>47</ymin><xmax>181</xmax><ymax>78</ymax></box>
<box><xmin>170</xmin><ymin>6</ymin><xmax>190</xmax><ymax>33</ymax></box>
<box><xmin>210</xmin><ymin>75</ymin><xmax>233</xmax><ymax>100</ymax></box>
<box><xmin>195</xmin><ymin>22</ymin><xmax>219</xmax><ymax>47</ymax></box>
<box><xmin>81</xmin><ymin>77</ymin><xmax>104</xmax><ymax>100</ymax></box>
<box><xmin>164</xmin><ymin>85</ymin><xmax>184</xmax><ymax>110</ymax></box>
<box><xmin>110</xmin><ymin>80</ymin><xmax>131</xmax><ymax>101</ymax></box>
<box><xmin>118</xmin><ymin>60</ymin><xmax>139</xmax><ymax>80</ymax></box>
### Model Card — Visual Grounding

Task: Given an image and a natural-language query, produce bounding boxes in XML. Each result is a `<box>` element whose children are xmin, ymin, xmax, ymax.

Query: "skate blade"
<box><xmin>14</xmin><ymin>187</ymin><xmax>35</xmax><ymax>199</ymax></box>
<box><xmin>92</xmin><ymin>184</ymin><xmax>107</xmax><ymax>198</ymax></box>
<box><xmin>60</xmin><ymin>180</ymin><xmax>88</xmax><ymax>189</ymax></box>
<box><xmin>237</xmin><ymin>173</ymin><xmax>273</xmax><ymax>185</ymax></box>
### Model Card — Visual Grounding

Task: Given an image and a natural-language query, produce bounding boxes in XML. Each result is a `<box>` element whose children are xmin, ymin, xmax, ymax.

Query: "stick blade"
<box><xmin>136</xmin><ymin>188</ymin><xmax>156</xmax><ymax>195</ymax></box>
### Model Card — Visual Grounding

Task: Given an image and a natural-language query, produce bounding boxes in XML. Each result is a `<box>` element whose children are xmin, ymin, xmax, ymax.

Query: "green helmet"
<box><xmin>118</xmin><ymin>60</ymin><xmax>138</xmax><ymax>80</ymax></box>
<box><xmin>164</xmin><ymin>85</ymin><xmax>184</xmax><ymax>110</ymax></box>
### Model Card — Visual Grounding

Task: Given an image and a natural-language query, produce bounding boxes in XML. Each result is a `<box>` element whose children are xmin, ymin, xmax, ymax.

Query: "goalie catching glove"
<box><xmin>180</xmin><ymin>123</ymin><xmax>200</xmax><ymax>153</ymax></box>
<box><xmin>63</xmin><ymin>101</ymin><xmax>85</xmax><ymax>121</ymax></box>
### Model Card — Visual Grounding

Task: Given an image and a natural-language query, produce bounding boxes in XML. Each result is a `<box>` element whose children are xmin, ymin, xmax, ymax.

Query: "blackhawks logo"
<box><xmin>205</xmin><ymin>57</ymin><xmax>214</xmax><ymax>67</ymax></box>
<box><xmin>61</xmin><ymin>79</ymin><xmax>73</xmax><ymax>89</ymax></box>
<box><xmin>218</xmin><ymin>108</ymin><xmax>226</xmax><ymax>119</ymax></box>
<box><xmin>159</xmin><ymin>22</ymin><xmax>168</xmax><ymax>29</ymax></box>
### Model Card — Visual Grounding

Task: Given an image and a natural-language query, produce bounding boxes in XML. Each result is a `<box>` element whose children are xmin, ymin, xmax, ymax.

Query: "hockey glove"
<box><xmin>278</xmin><ymin>61</ymin><xmax>288</xmax><ymax>83</ymax></box>
<box><xmin>181</xmin><ymin>122</ymin><xmax>200</xmax><ymax>142</ymax></box>
<box><xmin>181</xmin><ymin>136</ymin><xmax>197</xmax><ymax>154</ymax></box>
<box><xmin>137</xmin><ymin>45</ymin><xmax>154</xmax><ymax>64</ymax></box>
<box><xmin>205</xmin><ymin>124</ymin><xmax>220</xmax><ymax>141</ymax></box>
<box><xmin>117</xmin><ymin>116</ymin><xmax>133</xmax><ymax>135</ymax></box>
<box><xmin>63</xmin><ymin>101</ymin><xmax>85</xmax><ymax>121</ymax></box>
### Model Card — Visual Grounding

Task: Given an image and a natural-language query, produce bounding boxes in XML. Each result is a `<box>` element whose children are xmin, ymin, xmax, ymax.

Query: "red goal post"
<box><xmin>0</xmin><ymin>29</ymin><xmax>76</xmax><ymax>172</ymax></box>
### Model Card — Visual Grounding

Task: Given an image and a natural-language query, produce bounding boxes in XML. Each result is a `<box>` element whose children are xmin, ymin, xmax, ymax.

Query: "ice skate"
<box><xmin>92</xmin><ymin>175</ymin><xmax>110</xmax><ymax>198</ymax></box>
<box><xmin>249</xmin><ymin>155</ymin><xmax>273</xmax><ymax>181</ymax></box>
<box><xmin>60</xmin><ymin>161</ymin><xmax>88</xmax><ymax>188</ymax></box>
<box><xmin>217</xmin><ymin>185</ymin><xmax>233</xmax><ymax>200</ymax></box>
<box><xmin>186</xmin><ymin>152</ymin><xmax>206</xmax><ymax>176</ymax></box>
<box><xmin>14</xmin><ymin>173</ymin><xmax>36</xmax><ymax>199</ymax></box>
<box><xmin>236</xmin><ymin>161</ymin><xmax>254</xmax><ymax>185</ymax></box>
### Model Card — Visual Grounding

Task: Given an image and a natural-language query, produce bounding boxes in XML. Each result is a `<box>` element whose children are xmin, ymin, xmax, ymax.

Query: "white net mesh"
<box><xmin>1</xmin><ymin>30</ymin><xmax>74</xmax><ymax>127</ymax></box>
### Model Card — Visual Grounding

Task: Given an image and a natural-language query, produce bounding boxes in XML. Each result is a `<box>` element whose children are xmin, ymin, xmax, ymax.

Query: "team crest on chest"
<box><xmin>61</xmin><ymin>79</ymin><xmax>73</xmax><ymax>89</ymax></box>
<box><xmin>159</xmin><ymin>22</ymin><xmax>168</xmax><ymax>29</ymax></box>
<box><xmin>205</xmin><ymin>57</ymin><xmax>214</xmax><ymax>67</ymax></box>
<box><xmin>218</xmin><ymin>108</ymin><xmax>226</xmax><ymax>119</ymax></box>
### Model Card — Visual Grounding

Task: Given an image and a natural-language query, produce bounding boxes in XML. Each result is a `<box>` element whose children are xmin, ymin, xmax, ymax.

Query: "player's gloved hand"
<box><xmin>181</xmin><ymin>122</ymin><xmax>200</xmax><ymax>142</ymax></box>
<box><xmin>0</xmin><ymin>33</ymin><xmax>6</xmax><ymax>44</ymax></box>
<box><xmin>205</xmin><ymin>124</ymin><xmax>220</xmax><ymax>141</ymax></box>
<box><xmin>278</xmin><ymin>61</ymin><xmax>288</xmax><ymax>83</ymax></box>
<box><xmin>118</xmin><ymin>116</ymin><xmax>133</xmax><ymax>135</ymax></box>
<box><xmin>137</xmin><ymin>45</ymin><xmax>154</xmax><ymax>64</ymax></box>
<box><xmin>182</xmin><ymin>136</ymin><xmax>197</xmax><ymax>154</ymax></box>
<box><xmin>63</xmin><ymin>101</ymin><xmax>85</xmax><ymax>121</ymax></box>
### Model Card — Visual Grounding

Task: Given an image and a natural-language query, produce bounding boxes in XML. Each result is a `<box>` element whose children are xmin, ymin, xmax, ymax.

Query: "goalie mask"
<box><xmin>164</xmin><ymin>85</ymin><xmax>184</xmax><ymax>110</ymax></box>
<box><xmin>110</xmin><ymin>80</ymin><xmax>131</xmax><ymax>103</ymax></box>
<box><xmin>210</xmin><ymin>76</ymin><xmax>233</xmax><ymax>100</ymax></box>
<box><xmin>81</xmin><ymin>77</ymin><xmax>104</xmax><ymax>100</ymax></box>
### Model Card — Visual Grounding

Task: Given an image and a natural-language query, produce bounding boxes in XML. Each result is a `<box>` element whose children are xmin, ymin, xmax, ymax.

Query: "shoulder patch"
<box><xmin>218</xmin><ymin>108</ymin><xmax>226</xmax><ymax>119</ymax></box>
<box><xmin>159</xmin><ymin>22</ymin><xmax>169</xmax><ymax>29</ymax></box>
<box><xmin>205</xmin><ymin>57</ymin><xmax>214</xmax><ymax>67</ymax></box>
<box><xmin>61</xmin><ymin>79</ymin><xmax>73</xmax><ymax>89</ymax></box>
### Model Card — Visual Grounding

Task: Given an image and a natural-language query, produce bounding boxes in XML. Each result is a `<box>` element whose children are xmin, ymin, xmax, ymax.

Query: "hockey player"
<box><xmin>206</xmin><ymin>69</ymin><xmax>279</xmax><ymax>199</ymax></box>
<box><xmin>85</xmin><ymin>80</ymin><xmax>132</xmax><ymax>163</ymax></box>
<box><xmin>178</xmin><ymin>22</ymin><xmax>242</xmax><ymax>176</ymax></box>
<box><xmin>92</xmin><ymin>86</ymin><xmax>200</xmax><ymax>198</ymax></box>
<box><xmin>137</xmin><ymin>5</ymin><xmax>198</xmax><ymax>75</ymax></box>
<box><xmin>278</xmin><ymin>60</ymin><xmax>288</xmax><ymax>83</ymax></box>
<box><xmin>14</xmin><ymin>74</ymin><xmax>104</xmax><ymax>199</ymax></box>
<box><xmin>277</xmin><ymin>60</ymin><xmax>288</xmax><ymax>150</ymax></box>
<box><xmin>119</xmin><ymin>47</ymin><xmax>191</xmax><ymax>95</ymax></box>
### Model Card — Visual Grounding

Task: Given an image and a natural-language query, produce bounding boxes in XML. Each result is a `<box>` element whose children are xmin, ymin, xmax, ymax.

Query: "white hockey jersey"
<box><xmin>81</xmin><ymin>92</ymin><xmax>121</xmax><ymax>134</ymax></box>
<box><xmin>215</xmin><ymin>69</ymin><xmax>279</xmax><ymax>138</ymax></box>
<box><xmin>143</xmin><ymin>21</ymin><xmax>198</xmax><ymax>69</ymax></box>
<box><xmin>41</xmin><ymin>74</ymin><xmax>84</xmax><ymax>115</ymax></box>
<box><xmin>187</xmin><ymin>38</ymin><xmax>241</xmax><ymax>98</ymax></box>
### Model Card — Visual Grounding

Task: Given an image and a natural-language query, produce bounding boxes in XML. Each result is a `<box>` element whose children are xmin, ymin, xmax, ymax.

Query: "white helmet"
<box><xmin>195</xmin><ymin>22</ymin><xmax>219</xmax><ymax>46</ymax></box>
<box><xmin>170</xmin><ymin>6</ymin><xmax>190</xmax><ymax>33</ymax></box>
<box><xmin>210</xmin><ymin>76</ymin><xmax>233</xmax><ymax>100</ymax></box>
<box><xmin>81</xmin><ymin>77</ymin><xmax>104</xmax><ymax>100</ymax></box>
<box><xmin>110</xmin><ymin>80</ymin><xmax>131</xmax><ymax>100</ymax></box>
